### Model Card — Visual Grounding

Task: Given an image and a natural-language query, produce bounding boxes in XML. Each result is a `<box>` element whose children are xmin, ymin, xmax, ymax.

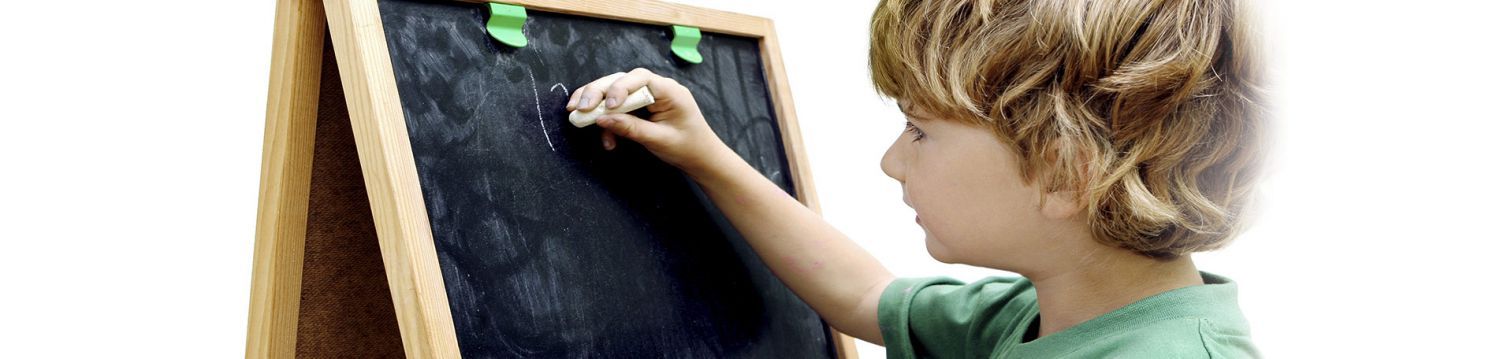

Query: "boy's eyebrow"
<box><xmin>901</xmin><ymin>107</ymin><xmax>930</xmax><ymax>123</ymax></box>
<box><xmin>897</xmin><ymin>101</ymin><xmax>944</xmax><ymax>124</ymax></box>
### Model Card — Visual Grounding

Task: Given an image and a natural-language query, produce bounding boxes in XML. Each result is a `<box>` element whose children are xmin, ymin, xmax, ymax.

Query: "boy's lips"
<box><xmin>904</xmin><ymin>197</ymin><xmax>919</xmax><ymax>223</ymax></box>
<box><xmin>903</xmin><ymin>193</ymin><xmax>919</xmax><ymax>223</ymax></box>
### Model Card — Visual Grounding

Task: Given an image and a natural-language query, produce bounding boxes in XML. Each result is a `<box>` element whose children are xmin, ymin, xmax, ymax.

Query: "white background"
<box><xmin>2</xmin><ymin>0</ymin><xmax>1497</xmax><ymax>357</ymax></box>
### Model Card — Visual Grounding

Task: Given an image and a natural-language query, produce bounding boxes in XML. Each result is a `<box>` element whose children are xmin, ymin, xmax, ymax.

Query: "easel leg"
<box><xmin>247</xmin><ymin>0</ymin><xmax>404</xmax><ymax>357</ymax></box>
<box><xmin>293</xmin><ymin>32</ymin><xmax>404</xmax><ymax>358</ymax></box>
<box><xmin>246</xmin><ymin>0</ymin><xmax>325</xmax><ymax>357</ymax></box>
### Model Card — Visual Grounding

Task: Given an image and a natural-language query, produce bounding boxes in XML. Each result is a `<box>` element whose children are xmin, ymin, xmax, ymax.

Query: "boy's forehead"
<box><xmin>897</xmin><ymin>100</ymin><xmax>934</xmax><ymax>120</ymax></box>
<box><xmin>896</xmin><ymin>99</ymin><xmax>918</xmax><ymax>115</ymax></box>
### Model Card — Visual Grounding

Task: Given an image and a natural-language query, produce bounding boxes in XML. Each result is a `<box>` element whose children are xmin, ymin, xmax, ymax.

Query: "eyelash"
<box><xmin>904</xmin><ymin>121</ymin><xmax>926</xmax><ymax>141</ymax></box>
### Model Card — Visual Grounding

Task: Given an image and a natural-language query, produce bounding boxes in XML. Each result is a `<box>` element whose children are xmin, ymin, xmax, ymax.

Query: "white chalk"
<box><xmin>569</xmin><ymin>86</ymin><xmax>655</xmax><ymax>128</ymax></box>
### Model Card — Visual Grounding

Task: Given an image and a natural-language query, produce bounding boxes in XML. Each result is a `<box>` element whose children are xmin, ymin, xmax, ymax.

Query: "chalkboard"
<box><xmin>375</xmin><ymin>0</ymin><xmax>833</xmax><ymax>357</ymax></box>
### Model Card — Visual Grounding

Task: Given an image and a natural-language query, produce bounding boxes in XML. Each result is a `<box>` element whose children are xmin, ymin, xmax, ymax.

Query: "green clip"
<box><xmin>486</xmin><ymin>3</ymin><xmax>527</xmax><ymax>48</ymax></box>
<box><xmin>670</xmin><ymin>25</ymin><xmax>703</xmax><ymax>64</ymax></box>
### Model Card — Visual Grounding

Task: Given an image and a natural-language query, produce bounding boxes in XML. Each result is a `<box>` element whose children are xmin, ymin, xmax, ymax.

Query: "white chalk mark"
<box><xmin>550</xmin><ymin>83</ymin><xmax>569</xmax><ymax>97</ymax></box>
<box><xmin>524</xmin><ymin>67</ymin><xmax>555</xmax><ymax>151</ymax></box>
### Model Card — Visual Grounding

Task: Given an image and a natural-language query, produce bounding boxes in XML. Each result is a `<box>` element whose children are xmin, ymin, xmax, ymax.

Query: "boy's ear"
<box><xmin>1040</xmin><ymin>188</ymin><xmax>1084</xmax><ymax>220</ymax></box>
<box><xmin>1037</xmin><ymin>142</ymin><xmax>1092</xmax><ymax>220</ymax></box>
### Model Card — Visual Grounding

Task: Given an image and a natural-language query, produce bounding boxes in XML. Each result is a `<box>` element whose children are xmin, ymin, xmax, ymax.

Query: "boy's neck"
<box><xmin>1023</xmin><ymin>251</ymin><xmax>1205</xmax><ymax>339</ymax></box>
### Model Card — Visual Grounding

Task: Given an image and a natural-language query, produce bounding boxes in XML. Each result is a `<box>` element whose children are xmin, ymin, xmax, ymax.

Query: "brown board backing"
<box><xmin>294</xmin><ymin>35</ymin><xmax>405</xmax><ymax>358</ymax></box>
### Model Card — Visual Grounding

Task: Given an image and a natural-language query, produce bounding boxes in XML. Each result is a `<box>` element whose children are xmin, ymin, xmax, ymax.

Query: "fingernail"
<box><xmin>579</xmin><ymin>96</ymin><xmax>592</xmax><ymax>109</ymax></box>
<box><xmin>606</xmin><ymin>98</ymin><xmax>618</xmax><ymax>108</ymax></box>
<box><xmin>604</xmin><ymin>138</ymin><xmax>614</xmax><ymax>149</ymax></box>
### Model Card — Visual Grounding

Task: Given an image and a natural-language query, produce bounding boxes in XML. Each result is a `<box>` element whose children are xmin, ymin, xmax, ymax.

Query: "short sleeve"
<box><xmin>877</xmin><ymin>276</ymin><xmax>1029</xmax><ymax>359</ymax></box>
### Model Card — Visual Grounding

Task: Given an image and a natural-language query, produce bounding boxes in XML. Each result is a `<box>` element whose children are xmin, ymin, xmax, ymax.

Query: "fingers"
<box><xmin>643</xmin><ymin>76</ymin><xmax>686</xmax><ymax>110</ymax></box>
<box><xmin>603</xmin><ymin>68</ymin><xmax>657</xmax><ymax>109</ymax></box>
<box><xmin>568</xmin><ymin>68</ymin><xmax>686</xmax><ymax>112</ymax></box>
<box><xmin>596</xmin><ymin>113</ymin><xmax>673</xmax><ymax>147</ymax></box>
<box><xmin>601</xmin><ymin>131</ymin><xmax>618</xmax><ymax>151</ymax></box>
<box><xmin>567</xmin><ymin>72</ymin><xmax>626</xmax><ymax>111</ymax></box>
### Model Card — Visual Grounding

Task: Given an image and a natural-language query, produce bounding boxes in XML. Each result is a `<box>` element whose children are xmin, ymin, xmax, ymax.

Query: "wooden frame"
<box><xmin>245</xmin><ymin>0</ymin><xmax>323</xmax><ymax>357</ymax></box>
<box><xmin>246</xmin><ymin>0</ymin><xmax>847</xmax><ymax>358</ymax></box>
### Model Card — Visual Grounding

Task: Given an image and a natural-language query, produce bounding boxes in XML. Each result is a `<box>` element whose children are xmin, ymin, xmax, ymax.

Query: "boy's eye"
<box><xmin>904</xmin><ymin>121</ymin><xmax>926</xmax><ymax>141</ymax></box>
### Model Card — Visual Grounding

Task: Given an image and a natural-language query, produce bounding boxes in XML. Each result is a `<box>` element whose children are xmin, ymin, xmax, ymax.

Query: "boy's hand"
<box><xmin>566</xmin><ymin>68</ymin><xmax>733</xmax><ymax>176</ymax></box>
<box><xmin>568</xmin><ymin>70</ymin><xmax>894</xmax><ymax>344</ymax></box>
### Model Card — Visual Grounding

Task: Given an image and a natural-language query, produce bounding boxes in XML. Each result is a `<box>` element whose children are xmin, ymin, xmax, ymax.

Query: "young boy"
<box><xmin>565</xmin><ymin>0</ymin><xmax>1265</xmax><ymax>357</ymax></box>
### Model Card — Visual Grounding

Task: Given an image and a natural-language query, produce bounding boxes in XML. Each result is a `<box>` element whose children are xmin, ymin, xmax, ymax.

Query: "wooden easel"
<box><xmin>244</xmin><ymin>0</ymin><xmax>853</xmax><ymax>357</ymax></box>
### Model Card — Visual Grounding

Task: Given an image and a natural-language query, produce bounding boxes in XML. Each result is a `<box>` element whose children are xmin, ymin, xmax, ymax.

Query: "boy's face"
<box><xmin>881</xmin><ymin>103</ymin><xmax>1087</xmax><ymax>272</ymax></box>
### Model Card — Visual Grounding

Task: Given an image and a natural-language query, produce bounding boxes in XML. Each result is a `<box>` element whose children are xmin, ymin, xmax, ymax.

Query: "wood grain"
<box><xmin>324</xmin><ymin>0</ymin><xmax>462</xmax><ymax>357</ymax></box>
<box><xmin>458</xmin><ymin>0</ymin><xmax>771</xmax><ymax>37</ymax></box>
<box><xmin>245</xmin><ymin>0</ymin><xmax>324</xmax><ymax>357</ymax></box>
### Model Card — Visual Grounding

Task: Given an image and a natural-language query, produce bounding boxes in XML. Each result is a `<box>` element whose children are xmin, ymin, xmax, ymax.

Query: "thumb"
<box><xmin>596</xmin><ymin>114</ymin><xmax>672</xmax><ymax>145</ymax></box>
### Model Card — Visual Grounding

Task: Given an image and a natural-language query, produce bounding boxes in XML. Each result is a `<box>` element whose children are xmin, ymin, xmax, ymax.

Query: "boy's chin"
<box><xmin>923</xmin><ymin>234</ymin><xmax>961</xmax><ymax>264</ymax></box>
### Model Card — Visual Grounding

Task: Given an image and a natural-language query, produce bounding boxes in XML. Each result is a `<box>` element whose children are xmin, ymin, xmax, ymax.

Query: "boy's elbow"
<box><xmin>833</xmin><ymin>276</ymin><xmax>895</xmax><ymax>345</ymax></box>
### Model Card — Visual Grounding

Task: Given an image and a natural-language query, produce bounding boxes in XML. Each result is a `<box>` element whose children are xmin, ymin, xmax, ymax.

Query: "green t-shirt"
<box><xmin>877</xmin><ymin>271</ymin><xmax>1258</xmax><ymax>358</ymax></box>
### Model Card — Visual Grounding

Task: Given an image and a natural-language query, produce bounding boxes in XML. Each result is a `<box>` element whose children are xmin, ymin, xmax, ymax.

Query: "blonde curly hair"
<box><xmin>870</xmin><ymin>0</ymin><xmax>1270</xmax><ymax>259</ymax></box>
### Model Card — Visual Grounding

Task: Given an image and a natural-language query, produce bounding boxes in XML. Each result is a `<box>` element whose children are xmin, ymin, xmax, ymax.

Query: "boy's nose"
<box><xmin>880</xmin><ymin>135</ymin><xmax>905</xmax><ymax>183</ymax></box>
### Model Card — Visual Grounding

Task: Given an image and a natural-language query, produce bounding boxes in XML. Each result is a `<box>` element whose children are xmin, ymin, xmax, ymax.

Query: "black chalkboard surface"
<box><xmin>376</xmin><ymin>0</ymin><xmax>833</xmax><ymax>357</ymax></box>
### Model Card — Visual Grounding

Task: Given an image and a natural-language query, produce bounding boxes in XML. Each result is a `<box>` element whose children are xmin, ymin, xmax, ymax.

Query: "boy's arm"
<box><xmin>566</xmin><ymin>68</ymin><xmax>896</xmax><ymax>345</ymax></box>
<box><xmin>690</xmin><ymin>144</ymin><xmax>895</xmax><ymax>345</ymax></box>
